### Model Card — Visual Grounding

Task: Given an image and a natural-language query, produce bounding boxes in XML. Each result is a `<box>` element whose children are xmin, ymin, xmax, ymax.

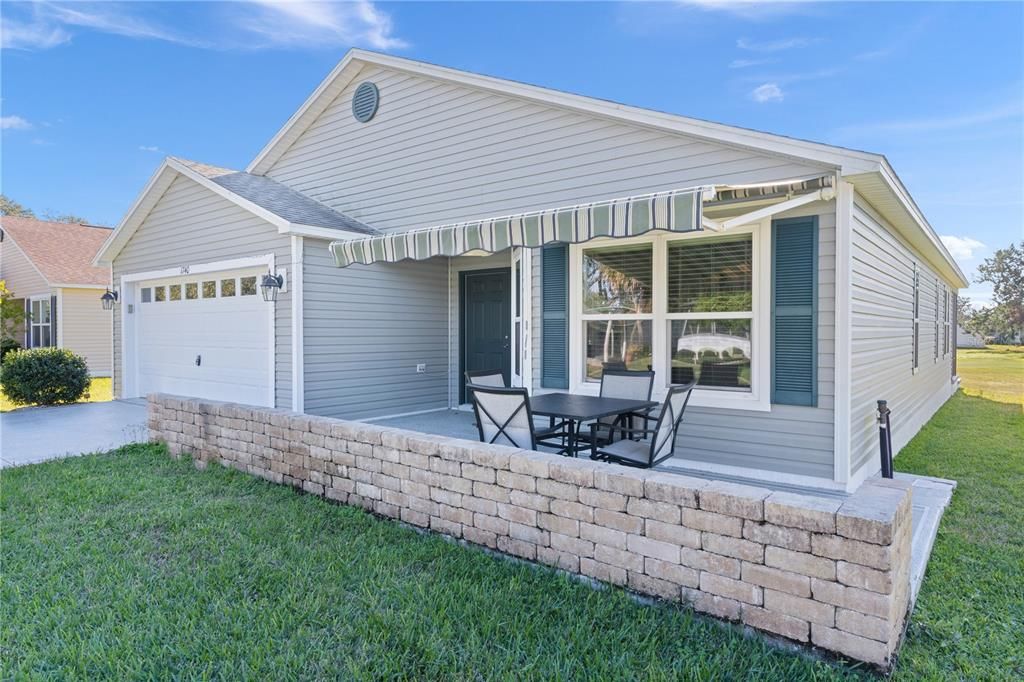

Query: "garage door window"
<box><xmin>141</xmin><ymin>287</ymin><xmax>152</xmax><ymax>303</ymax></box>
<box><xmin>169</xmin><ymin>284</ymin><xmax>182</xmax><ymax>301</ymax></box>
<box><xmin>154</xmin><ymin>286</ymin><xmax>166</xmax><ymax>302</ymax></box>
<box><xmin>240</xmin><ymin>276</ymin><xmax>257</xmax><ymax>296</ymax></box>
<box><xmin>202</xmin><ymin>281</ymin><xmax>216</xmax><ymax>298</ymax></box>
<box><xmin>186</xmin><ymin>283</ymin><xmax>198</xmax><ymax>300</ymax></box>
<box><xmin>221</xmin><ymin>279</ymin><xmax>236</xmax><ymax>297</ymax></box>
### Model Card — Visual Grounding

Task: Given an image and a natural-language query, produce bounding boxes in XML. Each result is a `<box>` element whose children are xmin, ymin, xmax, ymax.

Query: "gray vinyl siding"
<box><xmin>849</xmin><ymin>196</ymin><xmax>956</xmax><ymax>476</ymax></box>
<box><xmin>265</xmin><ymin>64</ymin><xmax>831</xmax><ymax>234</ymax></box>
<box><xmin>302</xmin><ymin>240</ymin><xmax>449</xmax><ymax>420</ymax></box>
<box><xmin>111</xmin><ymin>175</ymin><xmax>292</xmax><ymax>407</ymax></box>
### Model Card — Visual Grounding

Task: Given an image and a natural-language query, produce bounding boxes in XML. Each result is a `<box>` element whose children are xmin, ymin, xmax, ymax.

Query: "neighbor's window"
<box><xmin>581</xmin><ymin>243</ymin><xmax>653</xmax><ymax>380</ymax></box>
<box><xmin>240</xmin><ymin>276</ymin><xmax>257</xmax><ymax>296</ymax></box>
<box><xmin>29</xmin><ymin>298</ymin><xmax>53</xmax><ymax>348</ymax></box>
<box><xmin>667</xmin><ymin>236</ymin><xmax>753</xmax><ymax>390</ymax></box>
<box><xmin>220</xmin><ymin>279</ymin><xmax>236</xmax><ymax>297</ymax></box>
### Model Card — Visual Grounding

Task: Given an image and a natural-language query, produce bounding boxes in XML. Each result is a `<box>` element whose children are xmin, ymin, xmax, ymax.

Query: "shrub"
<box><xmin>1</xmin><ymin>347</ymin><xmax>90</xmax><ymax>406</ymax></box>
<box><xmin>0</xmin><ymin>338</ymin><xmax>20</xmax><ymax>362</ymax></box>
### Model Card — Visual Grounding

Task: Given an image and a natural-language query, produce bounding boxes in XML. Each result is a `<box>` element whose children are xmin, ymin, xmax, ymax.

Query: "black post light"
<box><xmin>100</xmin><ymin>289</ymin><xmax>119</xmax><ymax>311</ymax></box>
<box><xmin>260</xmin><ymin>274</ymin><xmax>284</xmax><ymax>302</ymax></box>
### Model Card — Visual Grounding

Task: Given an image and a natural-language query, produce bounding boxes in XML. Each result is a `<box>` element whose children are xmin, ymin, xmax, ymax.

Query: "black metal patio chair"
<box><xmin>589</xmin><ymin>382</ymin><xmax>696</xmax><ymax>468</ymax></box>
<box><xmin>468</xmin><ymin>384</ymin><xmax>568</xmax><ymax>451</ymax></box>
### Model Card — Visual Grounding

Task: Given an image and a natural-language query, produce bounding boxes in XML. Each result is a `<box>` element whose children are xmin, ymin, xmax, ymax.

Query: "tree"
<box><xmin>975</xmin><ymin>241</ymin><xmax>1024</xmax><ymax>341</ymax></box>
<box><xmin>0</xmin><ymin>280</ymin><xmax>28</xmax><ymax>343</ymax></box>
<box><xmin>41</xmin><ymin>210</ymin><xmax>90</xmax><ymax>224</ymax></box>
<box><xmin>956</xmin><ymin>295</ymin><xmax>973</xmax><ymax>326</ymax></box>
<box><xmin>0</xmin><ymin>195</ymin><xmax>35</xmax><ymax>218</ymax></box>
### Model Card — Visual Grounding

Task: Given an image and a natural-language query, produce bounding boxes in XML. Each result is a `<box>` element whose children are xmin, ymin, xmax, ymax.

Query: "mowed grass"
<box><xmin>2</xmin><ymin>354</ymin><xmax>1022</xmax><ymax>679</ymax></box>
<box><xmin>0</xmin><ymin>444</ymin><xmax>859</xmax><ymax>680</ymax></box>
<box><xmin>0</xmin><ymin>376</ymin><xmax>112</xmax><ymax>412</ymax></box>
<box><xmin>955</xmin><ymin>345</ymin><xmax>1024</xmax><ymax>405</ymax></box>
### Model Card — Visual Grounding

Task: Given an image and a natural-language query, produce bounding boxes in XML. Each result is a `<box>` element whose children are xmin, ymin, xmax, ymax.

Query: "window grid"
<box><xmin>934</xmin><ymin>277</ymin><xmax>940</xmax><ymax>362</ymax></box>
<box><xmin>912</xmin><ymin>263</ymin><xmax>920</xmax><ymax>372</ymax></box>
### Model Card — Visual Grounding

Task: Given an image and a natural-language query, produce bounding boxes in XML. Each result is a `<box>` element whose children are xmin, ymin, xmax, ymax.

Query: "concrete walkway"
<box><xmin>0</xmin><ymin>399</ymin><xmax>148</xmax><ymax>468</ymax></box>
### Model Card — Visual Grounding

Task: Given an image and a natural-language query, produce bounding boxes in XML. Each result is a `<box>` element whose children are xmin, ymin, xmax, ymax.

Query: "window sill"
<box><xmin>574</xmin><ymin>381</ymin><xmax>772</xmax><ymax>412</ymax></box>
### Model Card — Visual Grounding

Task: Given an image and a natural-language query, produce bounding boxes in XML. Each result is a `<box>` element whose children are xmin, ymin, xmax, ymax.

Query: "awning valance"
<box><xmin>329</xmin><ymin>186</ymin><xmax>707</xmax><ymax>267</ymax></box>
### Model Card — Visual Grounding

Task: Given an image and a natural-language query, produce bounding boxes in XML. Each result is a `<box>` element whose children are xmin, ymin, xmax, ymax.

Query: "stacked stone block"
<box><xmin>149</xmin><ymin>394</ymin><xmax>913</xmax><ymax>668</ymax></box>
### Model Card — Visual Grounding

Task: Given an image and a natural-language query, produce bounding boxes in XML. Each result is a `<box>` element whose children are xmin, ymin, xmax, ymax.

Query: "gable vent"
<box><xmin>352</xmin><ymin>82</ymin><xmax>380</xmax><ymax>123</ymax></box>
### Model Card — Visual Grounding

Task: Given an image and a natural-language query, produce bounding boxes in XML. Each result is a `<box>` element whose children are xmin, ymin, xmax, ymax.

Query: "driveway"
<box><xmin>1</xmin><ymin>400</ymin><xmax>148</xmax><ymax>468</ymax></box>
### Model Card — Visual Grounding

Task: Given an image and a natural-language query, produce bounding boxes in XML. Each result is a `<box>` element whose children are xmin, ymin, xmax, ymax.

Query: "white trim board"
<box><xmin>291</xmin><ymin>236</ymin><xmax>304</xmax><ymax>413</ymax></box>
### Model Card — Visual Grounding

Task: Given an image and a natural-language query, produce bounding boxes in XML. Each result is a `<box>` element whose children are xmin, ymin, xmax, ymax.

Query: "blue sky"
<box><xmin>2</xmin><ymin>1</ymin><xmax>1021</xmax><ymax>305</ymax></box>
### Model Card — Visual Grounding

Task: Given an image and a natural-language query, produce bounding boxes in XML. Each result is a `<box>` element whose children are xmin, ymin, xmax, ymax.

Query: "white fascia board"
<box><xmin>93</xmin><ymin>160</ymin><xmax>177</xmax><ymax>266</ymax></box>
<box><xmin>876</xmin><ymin>159</ymin><xmax>968</xmax><ymax>287</ymax></box>
<box><xmin>51</xmin><ymin>283</ymin><xmax>108</xmax><ymax>290</ymax></box>
<box><xmin>280</xmin><ymin>223</ymin><xmax>375</xmax><ymax>241</ymax></box>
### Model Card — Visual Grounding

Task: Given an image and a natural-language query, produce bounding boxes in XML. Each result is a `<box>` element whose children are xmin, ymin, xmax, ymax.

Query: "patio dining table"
<box><xmin>530</xmin><ymin>392</ymin><xmax>659</xmax><ymax>458</ymax></box>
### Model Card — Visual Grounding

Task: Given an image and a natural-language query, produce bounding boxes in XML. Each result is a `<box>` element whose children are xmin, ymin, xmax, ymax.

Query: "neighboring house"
<box><xmin>1</xmin><ymin>217</ymin><xmax>113</xmax><ymax>376</ymax></box>
<box><xmin>956</xmin><ymin>324</ymin><xmax>986</xmax><ymax>348</ymax></box>
<box><xmin>94</xmin><ymin>50</ymin><xmax>967</xmax><ymax>493</ymax></box>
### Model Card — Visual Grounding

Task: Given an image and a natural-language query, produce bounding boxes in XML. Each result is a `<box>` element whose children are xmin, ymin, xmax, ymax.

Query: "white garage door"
<box><xmin>133</xmin><ymin>267</ymin><xmax>272</xmax><ymax>406</ymax></box>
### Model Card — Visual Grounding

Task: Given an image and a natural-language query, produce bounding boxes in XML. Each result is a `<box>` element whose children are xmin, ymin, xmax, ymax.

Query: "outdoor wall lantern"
<box><xmin>260</xmin><ymin>273</ymin><xmax>285</xmax><ymax>302</ymax></box>
<box><xmin>100</xmin><ymin>289</ymin><xmax>119</xmax><ymax>311</ymax></box>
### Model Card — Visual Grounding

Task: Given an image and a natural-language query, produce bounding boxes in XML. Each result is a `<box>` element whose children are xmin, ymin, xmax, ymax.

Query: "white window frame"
<box><xmin>912</xmin><ymin>262</ymin><xmax>920</xmax><ymax>374</ymax></box>
<box><xmin>568</xmin><ymin>219</ymin><xmax>771</xmax><ymax>412</ymax></box>
<box><xmin>943</xmin><ymin>285</ymin><xmax>951</xmax><ymax>358</ymax></box>
<box><xmin>28</xmin><ymin>295</ymin><xmax>54</xmax><ymax>348</ymax></box>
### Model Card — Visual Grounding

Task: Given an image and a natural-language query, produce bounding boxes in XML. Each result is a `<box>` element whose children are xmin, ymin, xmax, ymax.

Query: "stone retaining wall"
<box><xmin>148</xmin><ymin>394</ymin><xmax>913</xmax><ymax>668</ymax></box>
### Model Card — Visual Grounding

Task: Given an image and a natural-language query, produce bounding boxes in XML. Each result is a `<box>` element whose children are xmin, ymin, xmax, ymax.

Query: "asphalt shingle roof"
<box><xmin>0</xmin><ymin>217</ymin><xmax>112</xmax><ymax>287</ymax></box>
<box><xmin>175</xmin><ymin>158</ymin><xmax>378</xmax><ymax>235</ymax></box>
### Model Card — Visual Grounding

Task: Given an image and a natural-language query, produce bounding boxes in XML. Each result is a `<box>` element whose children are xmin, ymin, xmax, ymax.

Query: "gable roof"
<box><xmin>94</xmin><ymin>156</ymin><xmax>378</xmax><ymax>265</ymax></box>
<box><xmin>1</xmin><ymin>216</ymin><xmax>111</xmax><ymax>287</ymax></box>
<box><xmin>246</xmin><ymin>49</ymin><xmax>966</xmax><ymax>287</ymax></box>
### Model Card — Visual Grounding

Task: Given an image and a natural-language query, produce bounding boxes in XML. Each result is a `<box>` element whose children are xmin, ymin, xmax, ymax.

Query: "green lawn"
<box><xmin>2</xmin><ymin>362</ymin><xmax>1021</xmax><ymax>679</ymax></box>
<box><xmin>0</xmin><ymin>376</ymin><xmax>112</xmax><ymax>412</ymax></box>
<box><xmin>956</xmin><ymin>345</ymin><xmax>1024</xmax><ymax>405</ymax></box>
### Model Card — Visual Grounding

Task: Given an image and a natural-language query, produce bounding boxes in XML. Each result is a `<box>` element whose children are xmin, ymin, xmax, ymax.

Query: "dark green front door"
<box><xmin>460</xmin><ymin>269</ymin><xmax>512</xmax><ymax>403</ymax></box>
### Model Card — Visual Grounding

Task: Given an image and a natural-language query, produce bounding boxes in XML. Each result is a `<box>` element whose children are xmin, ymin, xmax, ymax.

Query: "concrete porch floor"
<box><xmin>369</xmin><ymin>408</ymin><xmax>956</xmax><ymax>610</ymax></box>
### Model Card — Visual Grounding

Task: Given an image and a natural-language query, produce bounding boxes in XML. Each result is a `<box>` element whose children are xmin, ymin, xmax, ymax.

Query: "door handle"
<box><xmin>195</xmin><ymin>354</ymin><xmax>202</xmax><ymax>366</ymax></box>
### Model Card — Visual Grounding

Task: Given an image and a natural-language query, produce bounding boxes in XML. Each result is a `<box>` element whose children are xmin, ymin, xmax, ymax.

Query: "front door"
<box><xmin>461</xmin><ymin>269</ymin><xmax>512</xmax><ymax>403</ymax></box>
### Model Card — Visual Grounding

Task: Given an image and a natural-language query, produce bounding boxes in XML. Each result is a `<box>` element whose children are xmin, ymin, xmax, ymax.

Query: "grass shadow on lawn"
<box><xmin>1</xmin><ymin>444</ymin><xmax>863</xmax><ymax>681</ymax></box>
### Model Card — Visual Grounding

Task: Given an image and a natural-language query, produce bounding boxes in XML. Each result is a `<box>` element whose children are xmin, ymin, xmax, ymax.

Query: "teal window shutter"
<box><xmin>772</xmin><ymin>217</ymin><xmax>818</xmax><ymax>406</ymax></box>
<box><xmin>541</xmin><ymin>244</ymin><xmax>569</xmax><ymax>389</ymax></box>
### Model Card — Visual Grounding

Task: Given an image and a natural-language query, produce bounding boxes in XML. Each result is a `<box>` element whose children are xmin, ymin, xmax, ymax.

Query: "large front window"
<box><xmin>574</xmin><ymin>227</ymin><xmax>765</xmax><ymax>408</ymax></box>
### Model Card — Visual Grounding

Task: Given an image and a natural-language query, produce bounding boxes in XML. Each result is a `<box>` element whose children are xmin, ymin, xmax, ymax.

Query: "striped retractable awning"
<box><xmin>329</xmin><ymin>186</ymin><xmax>707</xmax><ymax>267</ymax></box>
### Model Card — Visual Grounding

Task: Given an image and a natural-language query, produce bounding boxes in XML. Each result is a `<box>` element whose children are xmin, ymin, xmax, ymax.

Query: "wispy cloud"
<box><xmin>729</xmin><ymin>57</ymin><xmax>775</xmax><ymax>69</ymax></box>
<box><xmin>835</xmin><ymin>101</ymin><xmax>1024</xmax><ymax>137</ymax></box>
<box><xmin>737</xmin><ymin>36</ymin><xmax>821</xmax><ymax>53</ymax></box>
<box><xmin>138</xmin><ymin>145</ymin><xmax>161</xmax><ymax>153</ymax></box>
<box><xmin>751</xmin><ymin>83</ymin><xmax>784</xmax><ymax>103</ymax></box>
<box><xmin>677</xmin><ymin>1</ymin><xmax>812</xmax><ymax>21</ymax></box>
<box><xmin>1</xmin><ymin>115</ymin><xmax>34</xmax><ymax>130</ymax></box>
<box><xmin>941</xmin><ymin>236</ymin><xmax>987</xmax><ymax>261</ymax></box>
<box><xmin>1</xmin><ymin>1</ymin><xmax>407</xmax><ymax>51</ymax></box>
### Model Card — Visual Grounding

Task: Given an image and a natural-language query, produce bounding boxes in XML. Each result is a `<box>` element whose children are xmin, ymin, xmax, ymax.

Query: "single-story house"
<box><xmin>956</xmin><ymin>324</ymin><xmax>986</xmax><ymax>348</ymax></box>
<box><xmin>94</xmin><ymin>49</ymin><xmax>967</xmax><ymax>493</ymax></box>
<box><xmin>1</xmin><ymin>216</ymin><xmax>113</xmax><ymax>375</ymax></box>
